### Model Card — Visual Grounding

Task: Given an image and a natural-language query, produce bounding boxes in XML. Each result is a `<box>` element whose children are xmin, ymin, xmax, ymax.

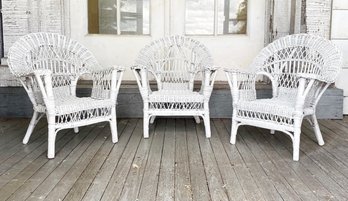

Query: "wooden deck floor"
<box><xmin>0</xmin><ymin>117</ymin><xmax>348</xmax><ymax>201</ymax></box>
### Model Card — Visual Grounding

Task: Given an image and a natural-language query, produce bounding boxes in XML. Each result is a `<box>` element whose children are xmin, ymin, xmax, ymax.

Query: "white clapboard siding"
<box><xmin>2</xmin><ymin>0</ymin><xmax>65</xmax><ymax>56</ymax></box>
<box><xmin>1</xmin><ymin>0</ymin><xmax>66</xmax><ymax>87</ymax></box>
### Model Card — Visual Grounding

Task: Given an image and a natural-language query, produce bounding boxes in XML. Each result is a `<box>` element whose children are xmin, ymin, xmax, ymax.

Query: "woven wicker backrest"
<box><xmin>135</xmin><ymin>35</ymin><xmax>213</xmax><ymax>90</ymax></box>
<box><xmin>253</xmin><ymin>34</ymin><xmax>342</xmax><ymax>85</ymax></box>
<box><xmin>8</xmin><ymin>33</ymin><xmax>102</xmax><ymax>99</ymax></box>
<box><xmin>8</xmin><ymin>32</ymin><xmax>101</xmax><ymax>77</ymax></box>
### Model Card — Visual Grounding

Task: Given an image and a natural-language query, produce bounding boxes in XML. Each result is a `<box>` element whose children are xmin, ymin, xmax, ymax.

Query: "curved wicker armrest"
<box><xmin>199</xmin><ymin>66</ymin><xmax>219</xmax><ymax>100</ymax></box>
<box><xmin>224</xmin><ymin>68</ymin><xmax>257</xmax><ymax>103</ymax></box>
<box><xmin>90</xmin><ymin>66</ymin><xmax>124</xmax><ymax>101</ymax></box>
<box><xmin>29</xmin><ymin>69</ymin><xmax>55</xmax><ymax>113</ymax></box>
<box><xmin>131</xmin><ymin>65</ymin><xmax>152</xmax><ymax>101</ymax></box>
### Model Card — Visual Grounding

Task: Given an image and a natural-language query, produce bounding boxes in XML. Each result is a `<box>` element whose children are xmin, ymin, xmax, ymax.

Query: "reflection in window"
<box><xmin>186</xmin><ymin>0</ymin><xmax>247</xmax><ymax>35</ymax></box>
<box><xmin>88</xmin><ymin>0</ymin><xmax>150</xmax><ymax>35</ymax></box>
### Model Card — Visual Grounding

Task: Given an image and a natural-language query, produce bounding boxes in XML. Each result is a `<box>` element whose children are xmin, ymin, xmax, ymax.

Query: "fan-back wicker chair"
<box><xmin>132</xmin><ymin>36</ymin><xmax>218</xmax><ymax>138</ymax></box>
<box><xmin>225</xmin><ymin>34</ymin><xmax>342</xmax><ymax>161</ymax></box>
<box><xmin>8</xmin><ymin>32</ymin><xmax>124</xmax><ymax>158</ymax></box>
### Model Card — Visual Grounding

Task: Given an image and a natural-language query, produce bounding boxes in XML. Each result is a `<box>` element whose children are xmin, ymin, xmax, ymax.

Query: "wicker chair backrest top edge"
<box><xmin>135</xmin><ymin>35</ymin><xmax>213</xmax><ymax>76</ymax></box>
<box><xmin>8</xmin><ymin>32</ymin><xmax>101</xmax><ymax>77</ymax></box>
<box><xmin>252</xmin><ymin>34</ymin><xmax>342</xmax><ymax>84</ymax></box>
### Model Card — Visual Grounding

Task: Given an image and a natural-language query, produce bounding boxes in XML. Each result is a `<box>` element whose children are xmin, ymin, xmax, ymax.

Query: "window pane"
<box><xmin>185</xmin><ymin>0</ymin><xmax>215</xmax><ymax>35</ymax></box>
<box><xmin>217</xmin><ymin>0</ymin><xmax>247</xmax><ymax>34</ymax></box>
<box><xmin>88</xmin><ymin>0</ymin><xmax>150</xmax><ymax>35</ymax></box>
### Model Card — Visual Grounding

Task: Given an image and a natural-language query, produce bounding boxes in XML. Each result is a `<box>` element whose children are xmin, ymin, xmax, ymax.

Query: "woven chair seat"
<box><xmin>237</xmin><ymin>98</ymin><xmax>296</xmax><ymax>118</ymax></box>
<box><xmin>55</xmin><ymin>97</ymin><xmax>114</xmax><ymax>115</ymax></box>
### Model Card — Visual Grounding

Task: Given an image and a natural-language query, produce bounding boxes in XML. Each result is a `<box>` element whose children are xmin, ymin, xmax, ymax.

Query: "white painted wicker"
<box><xmin>132</xmin><ymin>35</ymin><xmax>218</xmax><ymax>138</ymax></box>
<box><xmin>224</xmin><ymin>34</ymin><xmax>342</xmax><ymax>161</ymax></box>
<box><xmin>7</xmin><ymin>32</ymin><xmax>124</xmax><ymax>158</ymax></box>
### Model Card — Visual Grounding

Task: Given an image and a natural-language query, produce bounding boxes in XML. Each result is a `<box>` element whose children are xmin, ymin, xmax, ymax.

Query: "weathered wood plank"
<box><xmin>195</xmin><ymin>120</ymin><xmax>230</xmax><ymax>201</ymax></box>
<box><xmin>137</xmin><ymin>119</ymin><xmax>166</xmax><ymax>201</ymax></box>
<box><xmin>81</xmin><ymin>119</ymin><xmax>138</xmax><ymax>201</ymax></box>
<box><xmin>216</xmin><ymin>119</ymin><xmax>265</xmax><ymax>201</ymax></box>
<box><xmin>185</xmin><ymin>119</ymin><xmax>211</xmax><ymax>201</ymax></box>
<box><xmin>156</xmin><ymin>119</ymin><xmax>175</xmax><ymax>201</ymax></box>
<box><xmin>43</xmin><ymin>124</ymin><xmax>111</xmax><ymax>201</ymax></box>
<box><xmin>0</xmin><ymin>128</ymin><xmax>82</xmax><ymax>200</ymax></box>
<box><xmin>250</xmin><ymin>126</ymin><xmax>333</xmax><ymax>201</ymax></box>
<box><xmin>243</xmin><ymin>126</ymin><xmax>317</xmax><ymax>200</ymax></box>
<box><xmin>174</xmin><ymin>119</ymin><xmax>192</xmax><ymax>201</ymax></box>
<box><xmin>6</xmin><ymin>126</ymin><xmax>95</xmax><ymax>201</ymax></box>
<box><xmin>62</xmin><ymin>120</ymin><xmax>128</xmax><ymax>201</ymax></box>
<box><xmin>0</xmin><ymin>128</ymin><xmax>73</xmax><ymax>190</ymax></box>
<box><xmin>261</xmin><ymin>126</ymin><xmax>348</xmax><ymax>200</ymax></box>
<box><xmin>114</xmin><ymin>121</ymin><xmax>155</xmax><ymax>201</ymax></box>
<box><xmin>0</xmin><ymin>118</ymin><xmax>347</xmax><ymax>200</ymax></box>
<box><xmin>210</xmin><ymin>119</ymin><xmax>246</xmax><ymax>201</ymax></box>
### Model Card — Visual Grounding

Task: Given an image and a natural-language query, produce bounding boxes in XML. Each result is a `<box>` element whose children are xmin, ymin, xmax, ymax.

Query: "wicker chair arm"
<box><xmin>199</xmin><ymin>66</ymin><xmax>219</xmax><ymax>99</ymax></box>
<box><xmin>90</xmin><ymin>66</ymin><xmax>124</xmax><ymax>101</ymax></box>
<box><xmin>30</xmin><ymin>69</ymin><xmax>55</xmax><ymax>113</ymax></box>
<box><xmin>224</xmin><ymin>68</ymin><xmax>257</xmax><ymax>103</ymax></box>
<box><xmin>131</xmin><ymin>65</ymin><xmax>152</xmax><ymax>101</ymax></box>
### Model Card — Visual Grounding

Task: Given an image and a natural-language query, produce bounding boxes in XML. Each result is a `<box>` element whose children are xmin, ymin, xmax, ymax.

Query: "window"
<box><xmin>88</xmin><ymin>0</ymin><xmax>150</xmax><ymax>35</ymax></box>
<box><xmin>185</xmin><ymin>0</ymin><xmax>247</xmax><ymax>35</ymax></box>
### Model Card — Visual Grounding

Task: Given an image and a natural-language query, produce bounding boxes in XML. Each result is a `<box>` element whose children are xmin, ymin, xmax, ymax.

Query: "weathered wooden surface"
<box><xmin>0</xmin><ymin>117</ymin><xmax>348</xmax><ymax>200</ymax></box>
<box><xmin>1</xmin><ymin>0</ymin><xmax>66</xmax><ymax>56</ymax></box>
<box><xmin>0</xmin><ymin>83</ymin><xmax>343</xmax><ymax>119</ymax></box>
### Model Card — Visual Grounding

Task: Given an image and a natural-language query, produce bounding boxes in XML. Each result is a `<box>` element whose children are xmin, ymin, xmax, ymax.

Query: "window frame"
<box><xmin>88</xmin><ymin>0</ymin><xmax>151</xmax><ymax>36</ymax></box>
<box><xmin>184</xmin><ymin>0</ymin><xmax>248</xmax><ymax>36</ymax></box>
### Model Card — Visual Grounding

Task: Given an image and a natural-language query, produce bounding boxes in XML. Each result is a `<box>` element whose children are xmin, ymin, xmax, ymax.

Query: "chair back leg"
<box><xmin>73</xmin><ymin>127</ymin><xmax>79</xmax><ymax>133</ymax></box>
<box><xmin>311</xmin><ymin>114</ymin><xmax>325</xmax><ymax>146</ymax></box>
<box><xmin>203</xmin><ymin>114</ymin><xmax>211</xmax><ymax>138</ymax></box>
<box><xmin>23</xmin><ymin>111</ymin><xmax>41</xmax><ymax>144</ymax></box>
<box><xmin>194</xmin><ymin>116</ymin><xmax>201</xmax><ymax>124</ymax></box>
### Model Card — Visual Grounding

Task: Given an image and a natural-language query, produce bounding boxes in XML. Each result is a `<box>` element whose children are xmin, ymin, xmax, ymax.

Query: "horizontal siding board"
<box><xmin>0</xmin><ymin>85</ymin><xmax>343</xmax><ymax>119</ymax></box>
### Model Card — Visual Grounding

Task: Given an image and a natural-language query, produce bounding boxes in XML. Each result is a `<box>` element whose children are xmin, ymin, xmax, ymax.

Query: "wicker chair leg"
<box><xmin>230</xmin><ymin>119</ymin><xmax>238</xmax><ymax>144</ymax></box>
<box><xmin>311</xmin><ymin>114</ymin><xmax>324</xmax><ymax>146</ymax></box>
<box><xmin>203</xmin><ymin>114</ymin><xmax>211</xmax><ymax>138</ymax></box>
<box><xmin>110</xmin><ymin>108</ymin><xmax>118</xmax><ymax>143</ymax></box>
<box><xmin>150</xmin><ymin>116</ymin><xmax>156</xmax><ymax>124</ymax></box>
<box><xmin>74</xmin><ymin>127</ymin><xmax>79</xmax><ymax>133</ymax></box>
<box><xmin>47</xmin><ymin>125</ymin><xmax>57</xmax><ymax>159</ymax></box>
<box><xmin>293</xmin><ymin>129</ymin><xmax>301</xmax><ymax>161</ymax></box>
<box><xmin>23</xmin><ymin>111</ymin><xmax>39</xmax><ymax>144</ymax></box>
<box><xmin>194</xmin><ymin>116</ymin><xmax>201</xmax><ymax>124</ymax></box>
<box><xmin>144</xmin><ymin>114</ymin><xmax>150</xmax><ymax>138</ymax></box>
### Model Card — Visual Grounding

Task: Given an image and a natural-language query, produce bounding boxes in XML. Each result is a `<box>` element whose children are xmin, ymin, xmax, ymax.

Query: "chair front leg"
<box><xmin>203</xmin><ymin>113</ymin><xmax>211</xmax><ymax>138</ymax></box>
<box><xmin>230</xmin><ymin>109</ymin><xmax>239</xmax><ymax>144</ymax></box>
<box><xmin>143</xmin><ymin>112</ymin><xmax>150</xmax><ymax>138</ymax></box>
<box><xmin>110</xmin><ymin>106</ymin><xmax>118</xmax><ymax>143</ymax></box>
<box><xmin>47</xmin><ymin>123</ymin><xmax>57</xmax><ymax>159</ymax></box>
<box><xmin>292</xmin><ymin>118</ymin><xmax>303</xmax><ymax>161</ymax></box>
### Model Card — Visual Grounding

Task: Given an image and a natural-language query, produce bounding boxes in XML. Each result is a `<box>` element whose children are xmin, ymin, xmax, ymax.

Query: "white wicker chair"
<box><xmin>132</xmin><ymin>36</ymin><xmax>218</xmax><ymax>138</ymax></box>
<box><xmin>8</xmin><ymin>32</ymin><xmax>124</xmax><ymax>158</ymax></box>
<box><xmin>225</xmin><ymin>34</ymin><xmax>342</xmax><ymax>161</ymax></box>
